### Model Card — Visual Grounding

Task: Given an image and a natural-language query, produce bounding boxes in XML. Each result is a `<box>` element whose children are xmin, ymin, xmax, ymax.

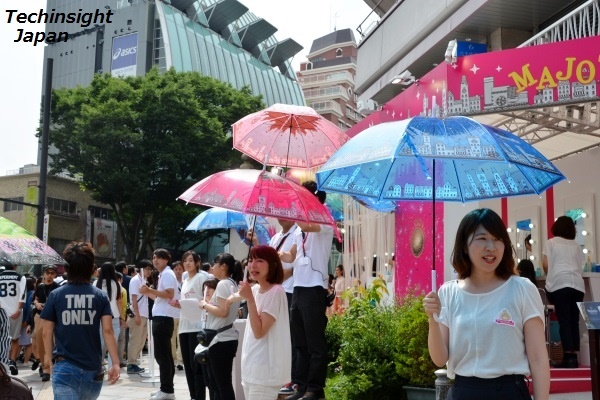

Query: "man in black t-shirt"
<box><xmin>40</xmin><ymin>242</ymin><xmax>120</xmax><ymax>399</ymax></box>
<box><xmin>32</xmin><ymin>265</ymin><xmax>60</xmax><ymax>381</ymax></box>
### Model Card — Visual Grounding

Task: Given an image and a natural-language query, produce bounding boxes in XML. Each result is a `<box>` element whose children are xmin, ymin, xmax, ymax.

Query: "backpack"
<box><xmin>0</xmin><ymin>362</ymin><xmax>34</xmax><ymax>400</ymax></box>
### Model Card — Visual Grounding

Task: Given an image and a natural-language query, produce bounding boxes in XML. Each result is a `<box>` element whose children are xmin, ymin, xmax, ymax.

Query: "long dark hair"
<box><xmin>214</xmin><ymin>253</ymin><xmax>243</xmax><ymax>282</ymax></box>
<box><xmin>96</xmin><ymin>262</ymin><xmax>121</xmax><ymax>300</ymax></box>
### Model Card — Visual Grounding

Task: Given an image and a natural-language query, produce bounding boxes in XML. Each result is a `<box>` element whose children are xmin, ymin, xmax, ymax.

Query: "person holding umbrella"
<box><xmin>423</xmin><ymin>208</ymin><xmax>549</xmax><ymax>400</ymax></box>
<box><xmin>279</xmin><ymin>181</ymin><xmax>333</xmax><ymax>400</ymax></box>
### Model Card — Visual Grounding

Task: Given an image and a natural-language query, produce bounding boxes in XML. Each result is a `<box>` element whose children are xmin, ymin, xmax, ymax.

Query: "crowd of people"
<box><xmin>0</xmin><ymin>180</ymin><xmax>338</xmax><ymax>400</ymax></box>
<box><xmin>0</xmin><ymin>195</ymin><xmax>588</xmax><ymax>400</ymax></box>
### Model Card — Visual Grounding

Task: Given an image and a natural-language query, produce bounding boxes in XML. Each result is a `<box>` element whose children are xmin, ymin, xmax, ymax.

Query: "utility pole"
<box><xmin>37</xmin><ymin>58</ymin><xmax>53</xmax><ymax>240</ymax></box>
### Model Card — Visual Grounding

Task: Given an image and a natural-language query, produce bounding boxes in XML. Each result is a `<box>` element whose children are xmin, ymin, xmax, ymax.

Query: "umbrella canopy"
<box><xmin>316</xmin><ymin>116</ymin><xmax>566</xmax><ymax>291</ymax></box>
<box><xmin>178</xmin><ymin>169</ymin><xmax>337</xmax><ymax>232</ymax></box>
<box><xmin>0</xmin><ymin>216</ymin><xmax>67</xmax><ymax>266</ymax></box>
<box><xmin>185</xmin><ymin>207</ymin><xmax>269</xmax><ymax>231</ymax></box>
<box><xmin>316</xmin><ymin>116</ymin><xmax>566</xmax><ymax>202</ymax></box>
<box><xmin>233</xmin><ymin>103</ymin><xmax>349</xmax><ymax>169</ymax></box>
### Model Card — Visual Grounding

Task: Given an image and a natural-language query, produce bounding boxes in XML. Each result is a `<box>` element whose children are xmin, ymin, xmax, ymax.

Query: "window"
<box><xmin>89</xmin><ymin>206</ymin><xmax>113</xmax><ymax>220</ymax></box>
<box><xmin>47</xmin><ymin>197</ymin><xmax>77</xmax><ymax>216</ymax></box>
<box><xmin>306</xmin><ymin>62</ymin><xmax>312</xmax><ymax>70</ymax></box>
<box><xmin>336</xmin><ymin>48</ymin><xmax>342</xmax><ymax>57</ymax></box>
<box><xmin>3</xmin><ymin>197</ymin><xmax>24</xmax><ymax>212</ymax></box>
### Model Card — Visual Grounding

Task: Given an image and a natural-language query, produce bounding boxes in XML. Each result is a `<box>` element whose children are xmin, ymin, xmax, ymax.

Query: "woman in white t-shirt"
<box><xmin>171</xmin><ymin>251</ymin><xmax>209</xmax><ymax>400</ymax></box>
<box><xmin>542</xmin><ymin>215</ymin><xmax>585</xmax><ymax>368</ymax></box>
<box><xmin>199</xmin><ymin>253</ymin><xmax>242</xmax><ymax>400</ymax></box>
<box><xmin>233</xmin><ymin>245</ymin><xmax>291</xmax><ymax>400</ymax></box>
<box><xmin>424</xmin><ymin>208</ymin><xmax>549</xmax><ymax>400</ymax></box>
<box><xmin>96</xmin><ymin>262</ymin><xmax>122</xmax><ymax>369</ymax></box>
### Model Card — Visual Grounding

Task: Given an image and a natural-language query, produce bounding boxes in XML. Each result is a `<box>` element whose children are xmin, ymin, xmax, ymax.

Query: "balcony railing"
<box><xmin>519</xmin><ymin>0</ymin><xmax>600</xmax><ymax>47</ymax></box>
<box><xmin>309</xmin><ymin>101</ymin><xmax>343</xmax><ymax>117</ymax></box>
<box><xmin>304</xmin><ymin>86</ymin><xmax>350</xmax><ymax>102</ymax></box>
<box><xmin>299</xmin><ymin>71</ymin><xmax>354</xmax><ymax>87</ymax></box>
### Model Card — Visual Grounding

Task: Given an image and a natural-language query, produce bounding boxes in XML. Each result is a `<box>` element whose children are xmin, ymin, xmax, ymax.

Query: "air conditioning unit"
<box><xmin>357</xmin><ymin>99</ymin><xmax>377</xmax><ymax>114</ymax></box>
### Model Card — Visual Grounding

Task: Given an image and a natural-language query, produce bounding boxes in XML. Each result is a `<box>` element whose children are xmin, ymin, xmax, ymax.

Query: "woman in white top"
<box><xmin>333</xmin><ymin>265</ymin><xmax>345</xmax><ymax>315</ymax></box>
<box><xmin>231</xmin><ymin>245</ymin><xmax>291</xmax><ymax>400</ymax></box>
<box><xmin>199</xmin><ymin>253</ymin><xmax>242</xmax><ymax>400</ymax></box>
<box><xmin>542</xmin><ymin>215</ymin><xmax>585</xmax><ymax>368</ymax></box>
<box><xmin>171</xmin><ymin>251</ymin><xmax>209</xmax><ymax>400</ymax></box>
<box><xmin>96</xmin><ymin>262</ymin><xmax>122</xmax><ymax>369</ymax></box>
<box><xmin>424</xmin><ymin>208</ymin><xmax>549</xmax><ymax>400</ymax></box>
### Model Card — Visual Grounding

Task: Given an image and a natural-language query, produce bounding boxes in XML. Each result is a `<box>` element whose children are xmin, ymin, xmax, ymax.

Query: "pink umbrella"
<box><xmin>178</xmin><ymin>169</ymin><xmax>339</xmax><ymax>238</ymax></box>
<box><xmin>232</xmin><ymin>103</ymin><xmax>349</xmax><ymax>169</ymax></box>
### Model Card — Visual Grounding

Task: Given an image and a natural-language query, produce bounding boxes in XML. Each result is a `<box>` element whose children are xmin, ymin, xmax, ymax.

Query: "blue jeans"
<box><xmin>52</xmin><ymin>359</ymin><xmax>103</xmax><ymax>400</ymax></box>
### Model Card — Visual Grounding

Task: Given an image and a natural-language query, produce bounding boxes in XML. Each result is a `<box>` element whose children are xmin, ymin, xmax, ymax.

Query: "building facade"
<box><xmin>1</xmin><ymin>0</ymin><xmax>307</xmax><ymax>262</ymax></box>
<box><xmin>297</xmin><ymin>29</ymin><xmax>363</xmax><ymax>132</ymax></box>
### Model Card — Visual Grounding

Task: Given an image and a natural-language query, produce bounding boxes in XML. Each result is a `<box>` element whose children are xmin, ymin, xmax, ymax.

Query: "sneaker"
<box><xmin>150</xmin><ymin>390</ymin><xmax>175</xmax><ymax>400</ymax></box>
<box><xmin>127</xmin><ymin>364</ymin><xmax>145</xmax><ymax>374</ymax></box>
<box><xmin>31</xmin><ymin>359</ymin><xmax>40</xmax><ymax>370</ymax></box>
<box><xmin>300</xmin><ymin>392</ymin><xmax>325</xmax><ymax>400</ymax></box>
<box><xmin>280</xmin><ymin>382</ymin><xmax>297</xmax><ymax>395</ymax></box>
<box><xmin>41</xmin><ymin>373</ymin><xmax>51</xmax><ymax>382</ymax></box>
<box><xmin>9</xmin><ymin>360</ymin><xmax>18</xmax><ymax>376</ymax></box>
<box><xmin>176</xmin><ymin>364</ymin><xmax>184</xmax><ymax>371</ymax></box>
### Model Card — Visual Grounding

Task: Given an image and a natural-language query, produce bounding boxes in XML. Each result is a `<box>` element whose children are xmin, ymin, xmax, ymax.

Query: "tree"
<box><xmin>49</xmin><ymin>68</ymin><xmax>263</xmax><ymax>262</ymax></box>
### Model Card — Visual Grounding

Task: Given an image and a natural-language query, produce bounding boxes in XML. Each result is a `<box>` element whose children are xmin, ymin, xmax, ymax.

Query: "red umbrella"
<box><xmin>178</xmin><ymin>169</ymin><xmax>339</xmax><ymax>238</ymax></box>
<box><xmin>232</xmin><ymin>103</ymin><xmax>349</xmax><ymax>169</ymax></box>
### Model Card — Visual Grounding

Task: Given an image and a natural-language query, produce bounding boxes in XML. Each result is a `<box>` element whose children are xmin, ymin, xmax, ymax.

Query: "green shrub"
<box><xmin>325</xmin><ymin>282</ymin><xmax>438</xmax><ymax>399</ymax></box>
<box><xmin>394</xmin><ymin>291</ymin><xmax>438</xmax><ymax>388</ymax></box>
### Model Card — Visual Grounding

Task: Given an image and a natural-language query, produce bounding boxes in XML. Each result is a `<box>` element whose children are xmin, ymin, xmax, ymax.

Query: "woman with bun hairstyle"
<box><xmin>199</xmin><ymin>253</ymin><xmax>242</xmax><ymax>400</ymax></box>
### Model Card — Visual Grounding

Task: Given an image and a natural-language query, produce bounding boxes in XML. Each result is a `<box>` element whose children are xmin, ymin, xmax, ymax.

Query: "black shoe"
<box><xmin>31</xmin><ymin>359</ymin><xmax>40</xmax><ymax>370</ymax></box>
<box><xmin>176</xmin><ymin>364</ymin><xmax>184</xmax><ymax>371</ymax></box>
<box><xmin>41</xmin><ymin>373</ymin><xmax>51</xmax><ymax>382</ymax></box>
<box><xmin>9</xmin><ymin>360</ymin><xmax>18</xmax><ymax>376</ymax></box>
<box><xmin>300</xmin><ymin>392</ymin><xmax>325</xmax><ymax>400</ymax></box>
<box><xmin>285</xmin><ymin>393</ymin><xmax>305</xmax><ymax>400</ymax></box>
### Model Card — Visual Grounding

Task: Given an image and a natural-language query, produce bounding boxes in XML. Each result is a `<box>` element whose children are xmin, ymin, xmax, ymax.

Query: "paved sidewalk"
<box><xmin>15</xmin><ymin>355</ymin><xmax>593</xmax><ymax>399</ymax></box>
<box><xmin>17</xmin><ymin>353</ymin><xmax>200</xmax><ymax>400</ymax></box>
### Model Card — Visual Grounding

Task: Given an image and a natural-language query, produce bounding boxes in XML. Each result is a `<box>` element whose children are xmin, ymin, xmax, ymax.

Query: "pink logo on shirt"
<box><xmin>494</xmin><ymin>309</ymin><xmax>515</xmax><ymax>326</ymax></box>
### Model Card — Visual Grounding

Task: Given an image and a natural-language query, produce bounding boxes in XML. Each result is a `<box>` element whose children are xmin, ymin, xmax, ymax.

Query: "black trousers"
<box><xmin>206</xmin><ymin>339</ymin><xmax>238</xmax><ymax>400</ymax></box>
<box><xmin>152</xmin><ymin>316</ymin><xmax>175</xmax><ymax>394</ymax></box>
<box><xmin>448</xmin><ymin>375</ymin><xmax>531</xmax><ymax>400</ymax></box>
<box><xmin>290</xmin><ymin>286</ymin><xmax>328</xmax><ymax>395</ymax></box>
<box><xmin>180</xmin><ymin>331</ymin><xmax>206</xmax><ymax>400</ymax></box>
<box><xmin>286</xmin><ymin>291</ymin><xmax>298</xmax><ymax>384</ymax></box>
<box><xmin>547</xmin><ymin>287</ymin><xmax>585</xmax><ymax>352</ymax></box>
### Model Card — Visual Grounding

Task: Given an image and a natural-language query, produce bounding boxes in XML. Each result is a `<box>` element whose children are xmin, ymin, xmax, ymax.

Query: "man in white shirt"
<box><xmin>279</xmin><ymin>181</ymin><xmax>333</xmax><ymax>400</ymax></box>
<box><xmin>139</xmin><ymin>249</ymin><xmax>178</xmax><ymax>400</ymax></box>
<box><xmin>271</xmin><ymin>220</ymin><xmax>300</xmax><ymax>396</ymax></box>
<box><xmin>126</xmin><ymin>259</ymin><xmax>153</xmax><ymax>374</ymax></box>
<box><xmin>0</xmin><ymin>265</ymin><xmax>26</xmax><ymax>375</ymax></box>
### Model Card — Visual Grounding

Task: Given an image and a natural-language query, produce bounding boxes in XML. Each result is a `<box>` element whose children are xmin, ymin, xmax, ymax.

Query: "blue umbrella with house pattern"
<box><xmin>316</xmin><ymin>116</ymin><xmax>566</xmax><ymax>290</ymax></box>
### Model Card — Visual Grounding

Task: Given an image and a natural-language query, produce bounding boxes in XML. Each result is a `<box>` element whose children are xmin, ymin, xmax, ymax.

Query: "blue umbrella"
<box><xmin>185</xmin><ymin>207</ymin><xmax>269</xmax><ymax>231</ymax></box>
<box><xmin>316</xmin><ymin>116</ymin><xmax>566</xmax><ymax>289</ymax></box>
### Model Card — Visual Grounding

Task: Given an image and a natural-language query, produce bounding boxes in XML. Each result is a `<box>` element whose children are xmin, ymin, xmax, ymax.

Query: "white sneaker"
<box><xmin>150</xmin><ymin>391</ymin><xmax>175</xmax><ymax>400</ymax></box>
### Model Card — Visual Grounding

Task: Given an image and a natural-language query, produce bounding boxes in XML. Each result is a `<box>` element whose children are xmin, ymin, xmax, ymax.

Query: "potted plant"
<box><xmin>324</xmin><ymin>280</ymin><xmax>439</xmax><ymax>400</ymax></box>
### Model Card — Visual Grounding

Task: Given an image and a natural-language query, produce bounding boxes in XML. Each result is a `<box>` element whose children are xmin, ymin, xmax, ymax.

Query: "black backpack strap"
<box><xmin>216</xmin><ymin>323</ymin><xmax>233</xmax><ymax>333</ymax></box>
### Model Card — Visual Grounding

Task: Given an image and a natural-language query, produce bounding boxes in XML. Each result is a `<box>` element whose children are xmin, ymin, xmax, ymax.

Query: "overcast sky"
<box><xmin>0</xmin><ymin>0</ymin><xmax>374</xmax><ymax>174</ymax></box>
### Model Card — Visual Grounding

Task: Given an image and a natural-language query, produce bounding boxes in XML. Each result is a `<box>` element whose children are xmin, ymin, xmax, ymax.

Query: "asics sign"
<box><xmin>113</xmin><ymin>46</ymin><xmax>137</xmax><ymax>60</ymax></box>
<box><xmin>111</xmin><ymin>33</ymin><xmax>138</xmax><ymax>77</ymax></box>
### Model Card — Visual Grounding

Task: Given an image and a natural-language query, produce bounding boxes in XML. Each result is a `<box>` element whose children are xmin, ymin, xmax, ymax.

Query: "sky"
<box><xmin>0</xmin><ymin>0</ymin><xmax>374</xmax><ymax>174</ymax></box>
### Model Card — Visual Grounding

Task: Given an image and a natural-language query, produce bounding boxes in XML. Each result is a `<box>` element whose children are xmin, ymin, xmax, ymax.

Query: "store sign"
<box><xmin>349</xmin><ymin>35</ymin><xmax>600</xmax><ymax>137</ymax></box>
<box><xmin>111</xmin><ymin>33</ymin><xmax>138</xmax><ymax>77</ymax></box>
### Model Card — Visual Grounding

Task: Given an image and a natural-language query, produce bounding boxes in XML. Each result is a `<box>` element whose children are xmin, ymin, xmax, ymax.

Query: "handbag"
<box><xmin>197</xmin><ymin>324</ymin><xmax>233</xmax><ymax>347</ymax></box>
<box><xmin>0</xmin><ymin>362</ymin><xmax>34</xmax><ymax>399</ymax></box>
<box><xmin>126</xmin><ymin>295</ymin><xmax>144</xmax><ymax>318</ymax></box>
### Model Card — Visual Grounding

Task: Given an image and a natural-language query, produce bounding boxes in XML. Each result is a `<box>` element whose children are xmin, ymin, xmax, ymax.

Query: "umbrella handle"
<box><xmin>431</xmin><ymin>269</ymin><xmax>441</xmax><ymax>322</ymax></box>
